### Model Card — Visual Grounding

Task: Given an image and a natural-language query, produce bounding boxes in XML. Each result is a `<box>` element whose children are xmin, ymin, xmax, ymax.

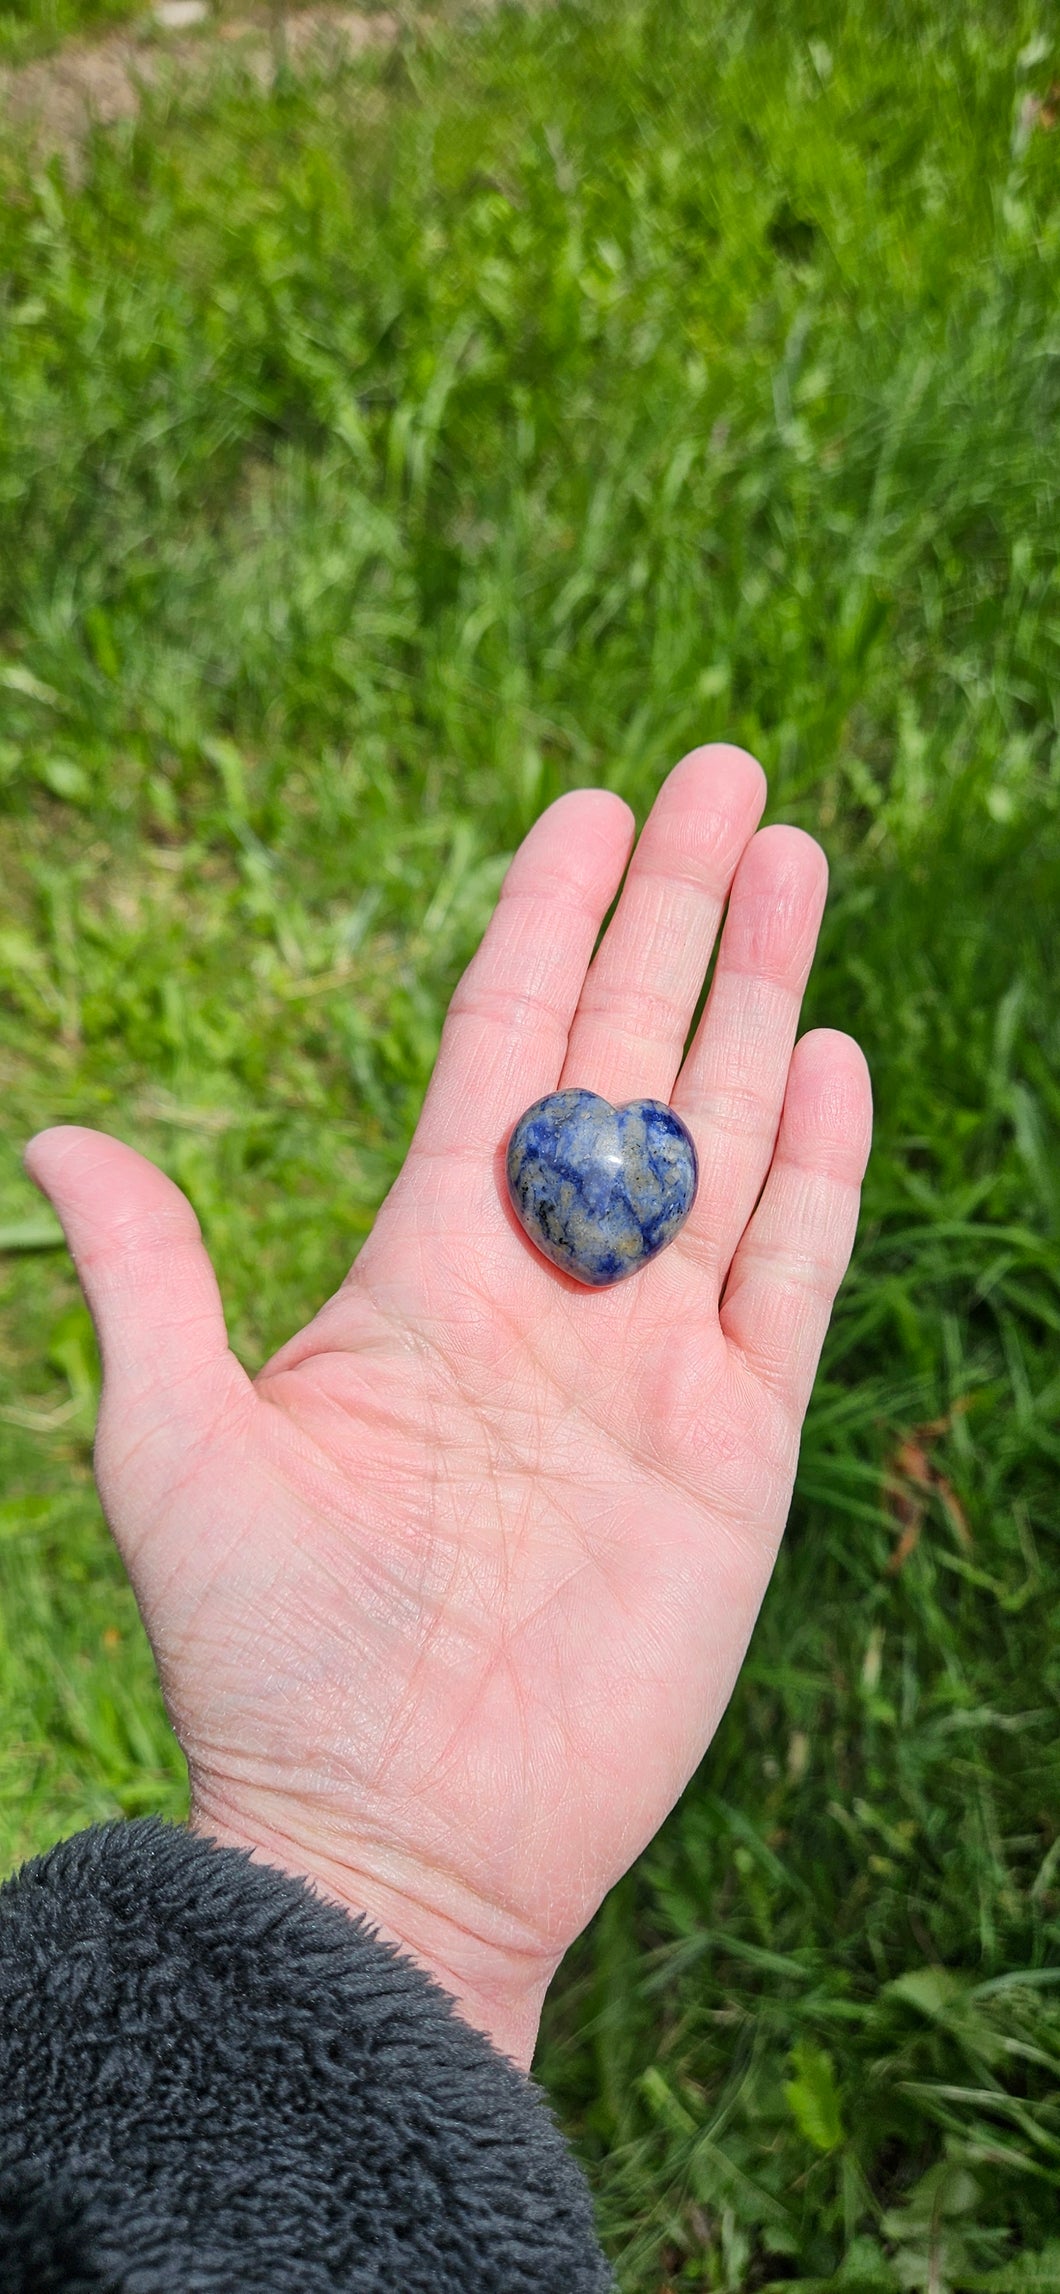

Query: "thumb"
<box><xmin>25</xmin><ymin>1126</ymin><xmax>250</xmax><ymax>1513</ymax></box>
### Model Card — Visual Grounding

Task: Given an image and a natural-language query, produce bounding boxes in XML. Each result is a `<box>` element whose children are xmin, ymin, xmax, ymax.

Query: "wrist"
<box><xmin>188</xmin><ymin>1791</ymin><xmax>556</xmax><ymax>2071</ymax></box>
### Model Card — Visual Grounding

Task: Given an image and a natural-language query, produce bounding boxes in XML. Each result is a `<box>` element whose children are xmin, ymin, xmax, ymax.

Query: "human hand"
<box><xmin>27</xmin><ymin>747</ymin><xmax>871</xmax><ymax>2068</ymax></box>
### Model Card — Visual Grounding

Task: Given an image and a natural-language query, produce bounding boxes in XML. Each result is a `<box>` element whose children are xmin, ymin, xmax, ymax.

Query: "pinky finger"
<box><xmin>720</xmin><ymin>1030</ymin><xmax>872</xmax><ymax>1424</ymax></box>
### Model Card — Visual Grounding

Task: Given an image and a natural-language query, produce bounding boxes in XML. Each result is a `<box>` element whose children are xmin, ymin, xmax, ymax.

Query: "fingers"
<box><xmin>24</xmin><ymin>1127</ymin><xmax>249</xmax><ymax>1517</ymax></box>
<box><xmin>672</xmin><ymin>825</ymin><xmax>829</xmax><ymax>1281</ymax></box>
<box><xmin>719</xmin><ymin>1031</ymin><xmax>872</xmax><ymax>1424</ymax></box>
<box><xmin>411</xmin><ymin>789</ymin><xmax>635</xmax><ymax>1158</ymax></box>
<box><xmin>558</xmin><ymin>746</ymin><xmax>766</xmax><ymax>1105</ymax></box>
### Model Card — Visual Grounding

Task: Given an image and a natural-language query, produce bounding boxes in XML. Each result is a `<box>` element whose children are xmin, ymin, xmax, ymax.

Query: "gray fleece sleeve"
<box><xmin>0</xmin><ymin>1818</ymin><xmax>613</xmax><ymax>2293</ymax></box>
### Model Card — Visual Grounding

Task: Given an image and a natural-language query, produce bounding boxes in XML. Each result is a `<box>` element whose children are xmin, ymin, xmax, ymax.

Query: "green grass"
<box><xmin>0</xmin><ymin>0</ymin><xmax>408</xmax><ymax>77</ymax></box>
<box><xmin>1</xmin><ymin>0</ymin><xmax>1059</xmax><ymax>2281</ymax></box>
<box><xmin>0</xmin><ymin>0</ymin><xmax>144</xmax><ymax>69</ymax></box>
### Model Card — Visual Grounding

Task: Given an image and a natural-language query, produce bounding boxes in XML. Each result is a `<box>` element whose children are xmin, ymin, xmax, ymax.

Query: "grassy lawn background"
<box><xmin>1</xmin><ymin>0</ymin><xmax>1059</xmax><ymax>2282</ymax></box>
<box><xmin>0</xmin><ymin>0</ymin><xmax>195</xmax><ymax>71</ymax></box>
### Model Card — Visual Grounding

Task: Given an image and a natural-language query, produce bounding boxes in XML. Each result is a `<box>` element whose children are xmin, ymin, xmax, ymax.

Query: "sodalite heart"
<box><xmin>506</xmin><ymin>1088</ymin><xmax>698</xmax><ymax>1288</ymax></box>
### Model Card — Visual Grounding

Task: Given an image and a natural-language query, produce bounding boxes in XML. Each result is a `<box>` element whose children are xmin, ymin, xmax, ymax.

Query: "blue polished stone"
<box><xmin>505</xmin><ymin>1088</ymin><xmax>698</xmax><ymax>1288</ymax></box>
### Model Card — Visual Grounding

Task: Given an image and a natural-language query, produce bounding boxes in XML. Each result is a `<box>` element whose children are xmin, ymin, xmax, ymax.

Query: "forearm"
<box><xmin>189</xmin><ymin>1783</ymin><xmax>559</xmax><ymax>2072</ymax></box>
<box><xmin>0</xmin><ymin>1819</ymin><xmax>612</xmax><ymax>2293</ymax></box>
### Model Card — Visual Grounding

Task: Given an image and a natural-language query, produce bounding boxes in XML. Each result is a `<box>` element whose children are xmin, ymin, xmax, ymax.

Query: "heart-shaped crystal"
<box><xmin>505</xmin><ymin>1088</ymin><xmax>698</xmax><ymax>1288</ymax></box>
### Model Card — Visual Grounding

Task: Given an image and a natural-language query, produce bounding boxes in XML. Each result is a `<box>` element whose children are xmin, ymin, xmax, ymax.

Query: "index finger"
<box><xmin>409</xmin><ymin>790</ymin><xmax>635</xmax><ymax>1162</ymax></box>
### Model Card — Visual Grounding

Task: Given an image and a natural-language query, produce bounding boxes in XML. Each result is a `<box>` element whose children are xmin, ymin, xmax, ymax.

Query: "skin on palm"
<box><xmin>26</xmin><ymin>746</ymin><xmax>872</xmax><ymax>2070</ymax></box>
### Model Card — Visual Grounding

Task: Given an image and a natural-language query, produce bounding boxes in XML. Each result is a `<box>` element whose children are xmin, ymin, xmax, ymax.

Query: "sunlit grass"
<box><xmin>0</xmin><ymin>0</ymin><xmax>148</xmax><ymax>67</ymax></box>
<box><xmin>1</xmin><ymin>1</ymin><xmax>1059</xmax><ymax>2282</ymax></box>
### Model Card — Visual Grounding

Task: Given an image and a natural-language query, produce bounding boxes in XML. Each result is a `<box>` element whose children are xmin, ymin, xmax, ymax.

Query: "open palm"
<box><xmin>28</xmin><ymin>746</ymin><xmax>871</xmax><ymax>2067</ymax></box>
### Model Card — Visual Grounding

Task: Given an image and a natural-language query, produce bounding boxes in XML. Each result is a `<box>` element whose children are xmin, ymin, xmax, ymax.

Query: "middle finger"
<box><xmin>558</xmin><ymin>744</ymin><xmax>766</xmax><ymax>1107</ymax></box>
<box><xmin>671</xmin><ymin>821</ymin><xmax>829</xmax><ymax>1285</ymax></box>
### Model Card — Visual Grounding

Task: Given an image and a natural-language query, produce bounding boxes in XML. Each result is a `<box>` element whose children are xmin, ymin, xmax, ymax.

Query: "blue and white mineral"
<box><xmin>505</xmin><ymin>1088</ymin><xmax>698</xmax><ymax>1288</ymax></box>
